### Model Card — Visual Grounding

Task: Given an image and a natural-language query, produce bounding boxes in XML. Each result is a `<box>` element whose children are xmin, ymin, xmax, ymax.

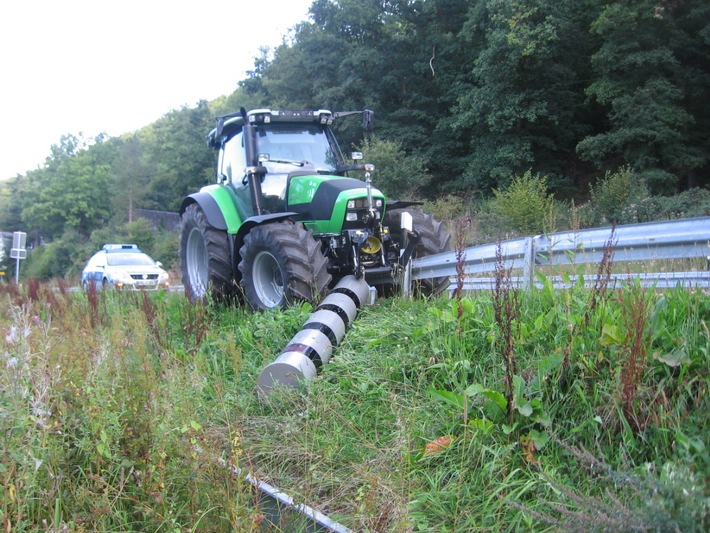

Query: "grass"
<box><xmin>1</xmin><ymin>274</ymin><xmax>708</xmax><ymax>532</ymax></box>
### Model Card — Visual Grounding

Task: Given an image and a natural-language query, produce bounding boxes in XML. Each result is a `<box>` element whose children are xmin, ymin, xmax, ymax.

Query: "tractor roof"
<box><xmin>207</xmin><ymin>108</ymin><xmax>334</xmax><ymax>148</ymax></box>
<box><xmin>206</xmin><ymin>108</ymin><xmax>373</xmax><ymax>148</ymax></box>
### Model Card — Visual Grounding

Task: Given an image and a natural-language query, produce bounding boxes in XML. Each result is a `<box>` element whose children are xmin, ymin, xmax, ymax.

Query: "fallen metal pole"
<box><xmin>220</xmin><ymin>459</ymin><xmax>353</xmax><ymax>532</ymax></box>
<box><xmin>257</xmin><ymin>275</ymin><xmax>371</xmax><ymax>398</ymax></box>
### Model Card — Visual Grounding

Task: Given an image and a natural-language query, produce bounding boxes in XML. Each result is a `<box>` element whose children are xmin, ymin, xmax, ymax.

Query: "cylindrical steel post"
<box><xmin>257</xmin><ymin>275</ymin><xmax>371</xmax><ymax>398</ymax></box>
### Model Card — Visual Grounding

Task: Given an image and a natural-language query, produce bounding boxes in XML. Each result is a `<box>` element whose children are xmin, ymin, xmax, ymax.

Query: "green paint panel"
<box><xmin>199</xmin><ymin>184</ymin><xmax>244</xmax><ymax>233</ymax></box>
<box><xmin>286</xmin><ymin>175</ymin><xmax>331</xmax><ymax>204</ymax></box>
<box><xmin>288</xmin><ymin>176</ymin><xmax>385</xmax><ymax>234</ymax></box>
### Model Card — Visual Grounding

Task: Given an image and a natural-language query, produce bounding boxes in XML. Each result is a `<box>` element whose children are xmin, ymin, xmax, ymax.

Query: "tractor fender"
<box><xmin>180</xmin><ymin>192</ymin><xmax>228</xmax><ymax>230</ymax></box>
<box><xmin>383</xmin><ymin>200</ymin><xmax>425</xmax><ymax>221</ymax></box>
<box><xmin>385</xmin><ymin>200</ymin><xmax>424</xmax><ymax>211</ymax></box>
<box><xmin>180</xmin><ymin>185</ymin><xmax>247</xmax><ymax>233</ymax></box>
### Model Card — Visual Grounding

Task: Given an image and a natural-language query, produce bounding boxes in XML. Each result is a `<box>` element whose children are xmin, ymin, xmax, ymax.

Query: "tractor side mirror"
<box><xmin>362</xmin><ymin>109</ymin><xmax>374</xmax><ymax>132</ymax></box>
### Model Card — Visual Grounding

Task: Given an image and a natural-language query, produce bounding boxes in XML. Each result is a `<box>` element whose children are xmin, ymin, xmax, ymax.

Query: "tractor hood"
<box><xmin>285</xmin><ymin>175</ymin><xmax>385</xmax><ymax>233</ymax></box>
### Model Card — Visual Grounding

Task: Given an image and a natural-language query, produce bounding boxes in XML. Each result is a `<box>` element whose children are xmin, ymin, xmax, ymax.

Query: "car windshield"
<box><xmin>255</xmin><ymin>124</ymin><xmax>340</xmax><ymax>173</ymax></box>
<box><xmin>106</xmin><ymin>253</ymin><xmax>155</xmax><ymax>267</ymax></box>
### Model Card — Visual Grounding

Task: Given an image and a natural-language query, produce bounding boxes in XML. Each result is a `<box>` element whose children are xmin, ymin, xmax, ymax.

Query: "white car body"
<box><xmin>81</xmin><ymin>244</ymin><xmax>169</xmax><ymax>290</ymax></box>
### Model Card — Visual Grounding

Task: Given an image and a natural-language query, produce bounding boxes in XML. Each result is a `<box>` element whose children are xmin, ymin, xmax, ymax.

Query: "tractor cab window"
<box><xmin>256</xmin><ymin>124</ymin><xmax>340</xmax><ymax>174</ymax></box>
<box><xmin>221</xmin><ymin>131</ymin><xmax>247</xmax><ymax>185</ymax></box>
<box><xmin>220</xmin><ymin>132</ymin><xmax>254</xmax><ymax>219</ymax></box>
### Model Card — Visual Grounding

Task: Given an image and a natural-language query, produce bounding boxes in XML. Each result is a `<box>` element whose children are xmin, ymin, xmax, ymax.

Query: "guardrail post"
<box><xmin>401</xmin><ymin>212</ymin><xmax>413</xmax><ymax>298</ymax></box>
<box><xmin>522</xmin><ymin>236</ymin><xmax>536</xmax><ymax>289</ymax></box>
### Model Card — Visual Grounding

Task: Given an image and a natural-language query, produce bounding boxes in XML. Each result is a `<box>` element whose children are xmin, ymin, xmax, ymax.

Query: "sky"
<box><xmin>0</xmin><ymin>0</ymin><xmax>313</xmax><ymax>180</ymax></box>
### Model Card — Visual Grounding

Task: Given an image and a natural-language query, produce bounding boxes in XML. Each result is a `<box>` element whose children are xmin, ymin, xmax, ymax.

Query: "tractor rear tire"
<box><xmin>179</xmin><ymin>203</ymin><xmax>238</xmax><ymax>303</ymax></box>
<box><xmin>238</xmin><ymin>221</ymin><xmax>331</xmax><ymax>311</ymax></box>
<box><xmin>385</xmin><ymin>208</ymin><xmax>451</xmax><ymax>297</ymax></box>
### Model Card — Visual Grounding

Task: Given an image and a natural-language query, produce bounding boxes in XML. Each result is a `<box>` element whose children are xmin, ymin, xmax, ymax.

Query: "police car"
<box><xmin>81</xmin><ymin>244</ymin><xmax>170</xmax><ymax>290</ymax></box>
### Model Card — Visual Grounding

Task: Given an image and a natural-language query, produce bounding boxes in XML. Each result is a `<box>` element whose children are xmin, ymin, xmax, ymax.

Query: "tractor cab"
<box><xmin>211</xmin><ymin>109</ymin><xmax>347</xmax><ymax>218</ymax></box>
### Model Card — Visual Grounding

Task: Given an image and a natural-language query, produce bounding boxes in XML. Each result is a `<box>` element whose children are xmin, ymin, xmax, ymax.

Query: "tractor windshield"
<box><xmin>255</xmin><ymin>124</ymin><xmax>341</xmax><ymax>174</ymax></box>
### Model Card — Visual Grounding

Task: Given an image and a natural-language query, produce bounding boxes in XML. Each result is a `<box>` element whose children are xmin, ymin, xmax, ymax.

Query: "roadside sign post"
<box><xmin>10</xmin><ymin>231</ymin><xmax>27</xmax><ymax>284</ymax></box>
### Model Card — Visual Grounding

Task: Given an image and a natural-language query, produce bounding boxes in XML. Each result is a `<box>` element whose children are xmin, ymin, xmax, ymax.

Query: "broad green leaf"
<box><xmin>468</xmin><ymin>418</ymin><xmax>494</xmax><ymax>432</ymax></box>
<box><xmin>513</xmin><ymin>375</ymin><xmax>526</xmax><ymax>403</ymax></box>
<box><xmin>466</xmin><ymin>384</ymin><xmax>508</xmax><ymax>413</ymax></box>
<box><xmin>600</xmin><ymin>323</ymin><xmax>624</xmax><ymax>346</ymax></box>
<box><xmin>529</xmin><ymin>429</ymin><xmax>549</xmax><ymax>449</ymax></box>
<box><xmin>97</xmin><ymin>442</ymin><xmax>109</xmax><ymax>458</ymax></box>
<box><xmin>539</xmin><ymin>352</ymin><xmax>564</xmax><ymax>376</ymax></box>
<box><xmin>517</xmin><ymin>402</ymin><xmax>533</xmax><ymax>417</ymax></box>
<box><xmin>653</xmin><ymin>350</ymin><xmax>691</xmax><ymax>367</ymax></box>
<box><xmin>429</xmin><ymin>388</ymin><xmax>465</xmax><ymax>410</ymax></box>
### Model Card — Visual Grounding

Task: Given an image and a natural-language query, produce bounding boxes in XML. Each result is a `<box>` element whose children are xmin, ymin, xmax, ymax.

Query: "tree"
<box><xmin>110</xmin><ymin>134</ymin><xmax>155</xmax><ymax>223</ymax></box>
<box><xmin>141</xmin><ymin>102</ymin><xmax>215</xmax><ymax>211</ymax></box>
<box><xmin>21</xmin><ymin>134</ymin><xmax>114</xmax><ymax>240</ymax></box>
<box><xmin>577</xmin><ymin>0</ymin><xmax>709</xmax><ymax>193</ymax></box>
<box><xmin>453</xmin><ymin>0</ymin><xmax>599</xmax><ymax>193</ymax></box>
<box><xmin>0</xmin><ymin>176</ymin><xmax>28</xmax><ymax>234</ymax></box>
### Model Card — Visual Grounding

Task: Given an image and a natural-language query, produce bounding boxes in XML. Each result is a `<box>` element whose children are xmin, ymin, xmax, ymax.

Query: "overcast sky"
<box><xmin>0</xmin><ymin>0</ymin><xmax>313</xmax><ymax>179</ymax></box>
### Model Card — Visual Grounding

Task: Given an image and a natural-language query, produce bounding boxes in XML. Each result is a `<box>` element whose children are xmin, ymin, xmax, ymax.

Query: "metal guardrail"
<box><xmin>412</xmin><ymin>217</ymin><xmax>710</xmax><ymax>291</ymax></box>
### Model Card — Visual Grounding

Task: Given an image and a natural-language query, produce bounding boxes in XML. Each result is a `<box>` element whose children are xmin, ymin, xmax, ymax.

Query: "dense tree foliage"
<box><xmin>1</xmin><ymin>0</ymin><xmax>709</xmax><ymax>280</ymax></box>
<box><xmin>577</xmin><ymin>0</ymin><xmax>710</xmax><ymax>193</ymax></box>
<box><xmin>21</xmin><ymin>134</ymin><xmax>114</xmax><ymax>241</ymax></box>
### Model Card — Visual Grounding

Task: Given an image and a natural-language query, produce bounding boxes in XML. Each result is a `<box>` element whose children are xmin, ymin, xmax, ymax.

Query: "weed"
<box><xmin>453</xmin><ymin>212</ymin><xmax>471</xmax><ymax>319</ymax></box>
<box><xmin>585</xmin><ymin>225</ymin><xmax>616</xmax><ymax>328</ymax></box>
<box><xmin>509</xmin><ymin>435</ymin><xmax>709</xmax><ymax>532</ymax></box>
<box><xmin>618</xmin><ymin>282</ymin><xmax>654</xmax><ymax>432</ymax></box>
<box><xmin>492</xmin><ymin>243</ymin><xmax>520</xmax><ymax>424</ymax></box>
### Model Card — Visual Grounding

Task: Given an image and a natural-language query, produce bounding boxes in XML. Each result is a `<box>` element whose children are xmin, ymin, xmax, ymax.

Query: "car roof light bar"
<box><xmin>103</xmin><ymin>244</ymin><xmax>139</xmax><ymax>251</ymax></box>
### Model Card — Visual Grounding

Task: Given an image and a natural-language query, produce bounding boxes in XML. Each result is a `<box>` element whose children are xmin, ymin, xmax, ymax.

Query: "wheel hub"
<box><xmin>186</xmin><ymin>227</ymin><xmax>209</xmax><ymax>298</ymax></box>
<box><xmin>253</xmin><ymin>251</ymin><xmax>285</xmax><ymax>308</ymax></box>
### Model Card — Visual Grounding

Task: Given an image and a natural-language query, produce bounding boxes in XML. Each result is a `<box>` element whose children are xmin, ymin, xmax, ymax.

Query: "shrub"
<box><xmin>589</xmin><ymin>166</ymin><xmax>652</xmax><ymax>225</ymax></box>
<box><xmin>23</xmin><ymin>229</ymin><xmax>86</xmax><ymax>280</ymax></box>
<box><xmin>492</xmin><ymin>170</ymin><xmax>557</xmax><ymax>235</ymax></box>
<box><xmin>152</xmin><ymin>229</ymin><xmax>179</xmax><ymax>271</ymax></box>
<box><xmin>647</xmin><ymin>188</ymin><xmax>710</xmax><ymax>220</ymax></box>
<box><xmin>123</xmin><ymin>217</ymin><xmax>156</xmax><ymax>253</ymax></box>
<box><xmin>423</xmin><ymin>194</ymin><xmax>472</xmax><ymax>222</ymax></box>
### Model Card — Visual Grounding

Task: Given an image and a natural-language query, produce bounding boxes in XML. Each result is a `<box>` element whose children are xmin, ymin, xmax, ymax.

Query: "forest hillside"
<box><xmin>1</xmin><ymin>0</ymin><xmax>709</xmax><ymax>280</ymax></box>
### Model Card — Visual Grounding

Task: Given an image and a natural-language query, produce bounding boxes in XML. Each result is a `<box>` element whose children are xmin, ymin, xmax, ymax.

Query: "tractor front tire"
<box><xmin>179</xmin><ymin>203</ymin><xmax>237</xmax><ymax>303</ymax></box>
<box><xmin>238</xmin><ymin>221</ymin><xmax>331</xmax><ymax>311</ymax></box>
<box><xmin>385</xmin><ymin>208</ymin><xmax>451</xmax><ymax>297</ymax></box>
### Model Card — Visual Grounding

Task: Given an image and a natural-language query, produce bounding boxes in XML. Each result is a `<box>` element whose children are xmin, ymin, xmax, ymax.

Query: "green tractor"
<box><xmin>179</xmin><ymin>107</ymin><xmax>450</xmax><ymax>310</ymax></box>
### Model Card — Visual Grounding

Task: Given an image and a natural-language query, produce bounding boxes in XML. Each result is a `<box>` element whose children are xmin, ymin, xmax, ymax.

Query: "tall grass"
<box><xmin>1</xmin><ymin>274</ymin><xmax>708</xmax><ymax>532</ymax></box>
